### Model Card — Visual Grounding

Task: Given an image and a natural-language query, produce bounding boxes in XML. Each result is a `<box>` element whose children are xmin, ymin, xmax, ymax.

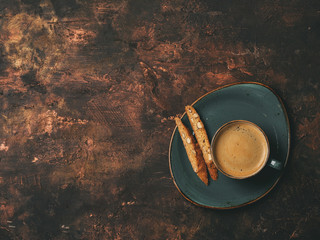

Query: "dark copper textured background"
<box><xmin>0</xmin><ymin>0</ymin><xmax>319</xmax><ymax>239</ymax></box>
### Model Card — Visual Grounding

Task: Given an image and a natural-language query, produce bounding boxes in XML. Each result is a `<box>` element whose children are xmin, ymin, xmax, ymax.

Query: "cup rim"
<box><xmin>210</xmin><ymin>120</ymin><xmax>270</xmax><ymax>179</ymax></box>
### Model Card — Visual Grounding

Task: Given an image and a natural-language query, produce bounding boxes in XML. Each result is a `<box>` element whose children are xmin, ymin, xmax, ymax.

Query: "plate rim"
<box><xmin>168</xmin><ymin>81</ymin><xmax>291</xmax><ymax>209</ymax></box>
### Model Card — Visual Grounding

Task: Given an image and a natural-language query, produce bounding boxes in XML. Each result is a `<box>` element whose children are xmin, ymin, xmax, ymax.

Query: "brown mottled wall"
<box><xmin>0</xmin><ymin>0</ymin><xmax>319</xmax><ymax>239</ymax></box>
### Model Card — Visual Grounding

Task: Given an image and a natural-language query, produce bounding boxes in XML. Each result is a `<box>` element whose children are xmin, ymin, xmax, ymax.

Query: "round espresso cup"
<box><xmin>210</xmin><ymin>120</ymin><xmax>282</xmax><ymax>179</ymax></box>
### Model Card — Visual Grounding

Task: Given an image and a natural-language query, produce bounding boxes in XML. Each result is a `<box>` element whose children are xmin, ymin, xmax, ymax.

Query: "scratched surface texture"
<box><xmin>0</xmin><ymin>0</ymin><xmax>319</xmax><ymax>239</ymax></box>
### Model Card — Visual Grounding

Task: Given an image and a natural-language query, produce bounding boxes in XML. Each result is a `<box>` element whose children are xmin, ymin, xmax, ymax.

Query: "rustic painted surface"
<box><xmin>0</xmin><ymin>0</ymin><xmax>319</xmax><ymax>239</ymax></box>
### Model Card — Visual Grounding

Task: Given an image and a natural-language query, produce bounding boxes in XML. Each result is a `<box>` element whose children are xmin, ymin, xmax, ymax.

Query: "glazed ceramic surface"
<box><xmin>169</xmin><ymin>82</ymin><xmax>290</xmax><ymax>209</ymax></box>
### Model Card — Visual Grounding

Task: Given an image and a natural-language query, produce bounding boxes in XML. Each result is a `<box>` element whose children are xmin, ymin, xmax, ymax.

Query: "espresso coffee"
<box><xmin>212</xmin><ymin>121</ymin><xmax>269</xmax><ymax>178</ymax></box>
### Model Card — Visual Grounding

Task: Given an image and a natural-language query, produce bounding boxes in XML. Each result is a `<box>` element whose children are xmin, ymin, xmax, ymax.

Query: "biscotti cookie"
<box><xmin>185</xmin><ymin>106</ymin><xmax>218</xmax><ymax>180</ymax></box>
<box><xmin>175</xmin><ymin>117</ymin><xmax>208</xmax><ymax>185</ymax></box>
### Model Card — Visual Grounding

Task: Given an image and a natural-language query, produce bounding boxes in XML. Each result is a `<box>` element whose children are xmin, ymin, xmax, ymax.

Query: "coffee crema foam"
<box><xmin>212</xmin><ymin>122</ymin><xmax>268</xmax><ymax>178</ymax></box>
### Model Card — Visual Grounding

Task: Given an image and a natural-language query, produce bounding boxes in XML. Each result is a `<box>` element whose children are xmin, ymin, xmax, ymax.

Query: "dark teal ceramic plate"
<box><xmin>169</xmin><ymin>82</ymin><xmax>290</xmax><ymax>209</ymax></box>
